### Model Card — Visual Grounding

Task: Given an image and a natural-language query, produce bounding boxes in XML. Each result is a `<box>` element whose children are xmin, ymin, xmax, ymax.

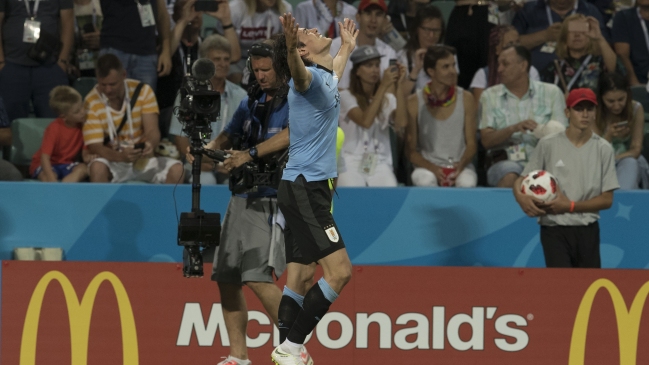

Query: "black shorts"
<box><xmin>277</xmin><ymin>175</ymin><xmax>346</xmax><ymax>264</ymax></box>
<box><xmin>540</xmin><ymin>222</ymin><xmax>600</xmax><ymax>268</ymax></box>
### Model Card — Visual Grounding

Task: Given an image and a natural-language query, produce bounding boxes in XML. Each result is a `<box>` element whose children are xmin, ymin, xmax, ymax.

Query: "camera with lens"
<box><xmin>175</xmin><ymin>58</ymin><xmax>224</xmax><ymax>278</ymax></box>
<box><xmin>228</xmin><ymin>137</ymin><xmax>288</xmax><ymax>195</ymax></box>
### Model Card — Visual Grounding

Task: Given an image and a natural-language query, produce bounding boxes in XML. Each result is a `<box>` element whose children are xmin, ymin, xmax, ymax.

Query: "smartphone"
<box><xmin>134</xmin><ymin>142</ymin><xmax>146</xmax><ymax>150</ymax></box>
<box><xmin>389</xmin><ymin>58</ymin><xmax>397</xmax><ymax>71</ymax></box>
<box><xmin>568</xmin><ymin>20</ymin><xmax>589</xmax><ymax>33</ymax></box>
<box><xmin>615</xmin><ymin>121</ymin><xmax>629</xmax><ymax>127</ymax></box>
<box><xmin>195</xmin><ymin>0</ymin><xmax>218</xmax><ymax>12</ymax></box>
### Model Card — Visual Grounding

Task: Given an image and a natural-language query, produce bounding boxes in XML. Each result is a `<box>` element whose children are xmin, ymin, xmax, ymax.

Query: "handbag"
<box><xmin>27</xmin><ymin>30</ymin><xmax>62</xmax><ymax>63</ymax></box>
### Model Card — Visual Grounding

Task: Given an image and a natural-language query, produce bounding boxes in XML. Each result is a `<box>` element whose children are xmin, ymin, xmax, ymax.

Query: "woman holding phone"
<box><xmin>337</xmin><ymin>46</ymin><xmax>407</xmax><ymax>187</ymax></box>
<box><xmin>540</xmin><ymin>14</ymin><xmax>617</xmax><ymax>93</ymax></box>
<box><xmin>593</xmin><ymin>72</ymin><xmax>648</xmax><ymax>189</ymax></box>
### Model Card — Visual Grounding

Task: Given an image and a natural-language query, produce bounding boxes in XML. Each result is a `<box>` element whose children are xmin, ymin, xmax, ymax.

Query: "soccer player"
<box><xmin>513</xmin><ymin>88</ymin><xmax>619</xmax><ymax>268</ymax></box>
<box><xmin>270</xmin><ymin>14</ymin><xmax>357</xmax><ymax>365</ymax></box>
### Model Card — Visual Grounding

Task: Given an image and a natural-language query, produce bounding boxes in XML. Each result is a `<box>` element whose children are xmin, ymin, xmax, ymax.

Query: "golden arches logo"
<box><xmin>569</xmin><ymin>278</ymin><xmax>649</xmax><ymax>365</ymax></box>
<box><xmin>20</xmin><ymin>270</ymin><xmax>139</xmax><ymax>365</ymax></box>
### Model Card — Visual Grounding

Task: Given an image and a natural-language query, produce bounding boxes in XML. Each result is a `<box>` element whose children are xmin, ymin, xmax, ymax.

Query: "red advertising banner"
<box><xmin>2</xmin><ymin>261</ymin><xmax>649</xmax><ymax>364</ymax></box>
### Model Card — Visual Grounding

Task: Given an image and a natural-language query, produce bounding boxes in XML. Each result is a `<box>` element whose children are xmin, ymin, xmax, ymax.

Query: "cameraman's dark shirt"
<box><xmin>224</xmin><ymin>92</ymin><xmax>289</xmax><ymax>198</ymax></box>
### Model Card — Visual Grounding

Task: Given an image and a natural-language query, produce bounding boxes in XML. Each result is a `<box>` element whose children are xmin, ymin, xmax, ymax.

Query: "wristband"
<box><xmin>569</xmin><ymin>201</ymin><xmax>575</xmax><ymax>213</ymax></box>
<box><xmin>222</xmin><ymin>23</ymin><xmax>233</xmax><ymax>30</ymax></box>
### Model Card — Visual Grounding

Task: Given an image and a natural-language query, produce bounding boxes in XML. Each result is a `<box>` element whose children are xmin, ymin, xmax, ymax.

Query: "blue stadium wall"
<box><xmin>0</xmin><ymin>182</ymin><xmax>647</xmax><ymax>269</ymax></box>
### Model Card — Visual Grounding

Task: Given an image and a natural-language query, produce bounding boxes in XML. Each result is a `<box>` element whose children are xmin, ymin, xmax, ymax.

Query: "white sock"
<box><xmin>280</xmin><ymin>339</ymin><xmax>302</xmax><ymax>356</ymax></box>
<box><xmin>228</xmin><ymin>356</ymin><xmax>250</xmax><ymax>365</ymax></box>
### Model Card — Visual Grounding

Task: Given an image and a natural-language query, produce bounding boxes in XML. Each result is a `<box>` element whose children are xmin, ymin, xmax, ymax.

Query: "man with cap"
<box><xmin>513</xmin><ymin>88</ymin><xmax>619</xmax><ymax>268</ymax></box>
<box><xmin>328</xmin><ymin>0</ymin><xmax>406</xmax><ymax>89</ymax></box>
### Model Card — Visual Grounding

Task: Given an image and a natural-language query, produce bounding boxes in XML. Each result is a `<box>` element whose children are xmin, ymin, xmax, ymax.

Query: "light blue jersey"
<box><xmin>283</xmin><ymin>65</ymin><xmax>340</xmax><ymax>182</ymax></box>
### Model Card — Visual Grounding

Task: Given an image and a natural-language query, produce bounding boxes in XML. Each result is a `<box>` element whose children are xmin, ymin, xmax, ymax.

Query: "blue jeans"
<box><xmin>99</xmin><ymin>47</ymin><xmax>158</xmax><ymax>90</ymax></box>
<box><xmin>616</xmin><ymin>156</ymin><xmax>640</xmax><ymax>190</ymax></box>
<box><xmin>0</xmin><ymin>62</ymin><xmax>69</xmax><ymax>121</ymax></box>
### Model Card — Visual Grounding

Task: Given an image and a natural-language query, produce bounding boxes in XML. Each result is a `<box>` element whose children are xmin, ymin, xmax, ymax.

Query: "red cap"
<box><xmin>566</xmin><ymin>88</ymin><xmax>598</xmax><ymax>108</ymax></box>
<box><xmin>358</xmin><ymin>0</ymin><xmax>387</xmax><ymax>13</ymax></box>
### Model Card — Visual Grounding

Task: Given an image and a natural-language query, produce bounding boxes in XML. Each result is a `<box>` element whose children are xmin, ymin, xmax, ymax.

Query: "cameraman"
<box><xmin>186</xmin><ymin>38</ymin><xmax>291</xmax><ymax>365</ymax></box>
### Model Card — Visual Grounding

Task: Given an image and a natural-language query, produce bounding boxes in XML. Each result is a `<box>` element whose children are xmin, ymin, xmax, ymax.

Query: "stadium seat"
<box><xmin>435</xmin><ymin>1</ymin><xmax>455</xmax><ymax>25</ymax></box>
<box><xmin>73</xmin><ymin>77</ymin><xmax>97</xmax><ymax>99</ymax></box>
<box><xmin>10</xmin><ymin>118</ymin><xmax>52</xmax><ymax>167</ymax></box>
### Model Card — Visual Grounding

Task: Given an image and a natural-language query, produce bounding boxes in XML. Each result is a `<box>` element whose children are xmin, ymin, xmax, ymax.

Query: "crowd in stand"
<box><xmin>0</xmin><ymin>0</ymin><xmax>648</xmax><ymax>189</ymax></box>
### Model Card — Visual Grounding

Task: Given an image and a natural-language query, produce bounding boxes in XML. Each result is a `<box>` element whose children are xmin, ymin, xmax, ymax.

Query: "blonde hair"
<box><xmin>49</xmin><ymin>86</ymin><xmax>82</xmax><ymax>116</ymax></box>
<box><xmin>556</xmin><ymin>14</ymin><xmax>598</xmax><ymax>60</ymax></box>
<box><xmin>244</xmin><ymin>0</ymin><xmax>286</xmax><ymax>16</ymax></box>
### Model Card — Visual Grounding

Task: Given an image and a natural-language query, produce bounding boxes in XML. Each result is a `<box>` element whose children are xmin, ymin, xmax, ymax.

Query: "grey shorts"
<box><xmin>487</xmin><ymin>160</ymin><xmax>525</xmax><ymax>187</ymax></box>
<box><xmin>211</xmin><ymin>196</ymin><xmax>286</xmax><ymax>283</ymax></box>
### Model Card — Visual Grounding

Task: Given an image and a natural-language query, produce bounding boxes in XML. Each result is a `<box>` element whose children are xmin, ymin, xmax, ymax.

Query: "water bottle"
<box><xmin>382</xmin><ymin>15</ymin><xmax>407</xmax><ymax>51</ymax></box>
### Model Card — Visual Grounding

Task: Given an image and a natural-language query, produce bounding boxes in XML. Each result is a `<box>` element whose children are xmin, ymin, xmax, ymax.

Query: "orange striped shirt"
<box><xmin>83</xmin><ymin>79</ymin><xmax>159</xmax><ymax>146</ymax></box>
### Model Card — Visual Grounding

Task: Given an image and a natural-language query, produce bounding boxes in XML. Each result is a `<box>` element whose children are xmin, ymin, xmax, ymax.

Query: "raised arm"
<box><xmin>333</xmin><ymin>18</ymin><xmax>358</xmax><ymax>79</ymax></box>
<box><xmin>280</xmin><ymin>13</ymin><xmax>311</xmax><ymax>92</ymax></box>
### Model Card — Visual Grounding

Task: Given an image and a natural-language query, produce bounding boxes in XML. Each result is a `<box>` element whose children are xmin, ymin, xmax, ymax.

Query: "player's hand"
<box><xmin>338</xmin><ymin>17</ymin><xmax>359</xmax><ymax>50</ymax></box>
<box><xmin>545</xmin><ymin>22</ymin><xmax>562</xmax><ymax>42</ymax></box>
<box><xmin>280</xmin><ymin>13</ymin><xmax>299</xmax><ymax>50</ymax></box>
<box><xmin>223</xmin><ymin>149</ymin><xmax>252</xmax><ymax>172</ymax></box>
<box><xmin>122</xmin><ymin>147</ymin><xmax>143</xmax><ymax>163</ymax></box>
<box><xmin>515</xmin><ymin>193</ymin><xmax>546</xmax><ymax>217</ymax></box>
<box><xmin>537</xmin><ymin>189</ymin><xmax>571</xmax><ymax>214</ymax></box>
<box><xmin>513</xmin><ymin>119</ymin><xmax>538</xmax><ymax>133</ymax></box>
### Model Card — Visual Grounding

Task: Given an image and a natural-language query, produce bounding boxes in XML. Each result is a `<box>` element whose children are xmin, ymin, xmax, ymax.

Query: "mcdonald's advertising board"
<box><xmin>2</xmin><ymin>261</ymin><xmax>649</xmax><ymax>364</ymax></box>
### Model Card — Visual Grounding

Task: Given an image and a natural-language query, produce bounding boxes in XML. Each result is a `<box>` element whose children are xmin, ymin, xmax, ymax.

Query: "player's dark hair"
<box><xmin>273</xmin><ymin>34</ymin><xmax>315</xmax><ymax>83</ymax></box>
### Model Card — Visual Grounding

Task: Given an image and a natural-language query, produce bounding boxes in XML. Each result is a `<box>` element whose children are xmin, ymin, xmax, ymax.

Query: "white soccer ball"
<box><xmin>521</xmin><ymin>170</ymin><xmax>558</xmax><ymax>202</ymax></box>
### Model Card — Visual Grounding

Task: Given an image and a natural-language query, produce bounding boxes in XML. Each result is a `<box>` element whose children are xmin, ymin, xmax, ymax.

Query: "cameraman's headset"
<box><xmin>245</xmin><ymin>41</ymin><xmax>274</xmax><ymax>80</ymax></box>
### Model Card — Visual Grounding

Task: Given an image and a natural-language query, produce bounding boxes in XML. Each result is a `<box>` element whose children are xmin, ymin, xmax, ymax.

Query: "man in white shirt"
<box><xmin>329</xmin><ymin>0</ymin><xmax>406</xmax><ymax>89</ymax></box>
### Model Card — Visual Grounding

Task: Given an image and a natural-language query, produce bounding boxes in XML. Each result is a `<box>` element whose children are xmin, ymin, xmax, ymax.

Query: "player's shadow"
<box><xmin>424</xmin><ymin>205</ymin><xmax>485</xmax><ymax>266</ymax></box>
<box><xmin>102</xmin><ymin>200</ymin><xmax>146</xmax><ymax>262</ymax></box>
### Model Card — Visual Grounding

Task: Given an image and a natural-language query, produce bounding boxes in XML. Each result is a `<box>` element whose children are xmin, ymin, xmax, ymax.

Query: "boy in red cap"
<box><xmin>512</xmin><ymin>88</ymin><xmax>619</xmax><ymax>268</ymax></box>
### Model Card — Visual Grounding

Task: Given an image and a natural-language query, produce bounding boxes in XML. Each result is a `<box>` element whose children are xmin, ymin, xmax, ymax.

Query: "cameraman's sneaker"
<box><xmin>300</xmin><ymin>346</ymin><xmax>314</xmax><ymax>365</ymax></box>
<box><xmin>271</xmin><ymin>346</ymin><xmax>304</xmax><ymax>365</ymax></box>
<box><xmin>217</xmin><ymin>356</ymin><xmax>250</xmax><ymax>365</ymax></box>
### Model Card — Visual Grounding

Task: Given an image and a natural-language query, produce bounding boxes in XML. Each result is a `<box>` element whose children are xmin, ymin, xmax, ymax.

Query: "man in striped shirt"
<box><xmin>83</xmin><ymin>54</ymin><xmax>183</xmax><ymax>183</ymax></box>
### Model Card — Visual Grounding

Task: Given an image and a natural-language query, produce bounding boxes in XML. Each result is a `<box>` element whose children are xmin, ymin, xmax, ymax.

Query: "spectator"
<box><xmin>30</xmin><ymin>86</ymin><xmax>92</xmax><ymax>182</ymax></box>
<box><xmin>593</xmin><ymin>72</ymin><xmax>648</xmax><ymax>189</ymax></box>
<box><xmin>540</xmin><ymin>14</ymin><xmax>617</xmax><ymax>93</ymax></box>
<box><xmin>73</xmin><ymin>0</ymin><xmax>102</xmax><ymax>78</ymax></box>
<box><xmin>99</xmin><ymin>0</ymin><xmax>172</xmax><ymax>90</ymax></box>
<box><xmin>444</xmin><ymin>1</ymin><xmax>494</xmax><ymax>89</ymax></box>
<box><xmin>294</xmin><ymin>0</ymin><xmax>357</xmax><ymax>38</ymax></box>
<box><xmin>330</xmin><ymin>0</ymin><xmax>406</xmax><ymax>89</ymax></box>
<box><xmin>480</xmin><ymin>46</ymin><xmax>567</xmax><ymax>188</ymax></box>
<box><xmin>169</xmin><ymin>34</ymin><xmax>247</xmax><ymax>185</ymax></box>
<box><xmin>399</xmin><ymin>4</ymin><xmax>446</xmax><ymax>91</ymax></box>
<box><xmin>470</xmin><ymin>25</ymin><xmax>541</xmax><ymax>105</ymax></box>
<box><xmin>0</xmin><ymin>0</ymin><xmax>74</xmax><ymax>122</ymax></box>
<box><xmin>612</xmin><ymin>0</ymin><xmax>649</xmax><ymax>86</ymax></box>
<box><xmin>83</xmin><ymin>54</ymin><xmax>183</xmax><ymax>183</ymax></box>
<box><xmin>387</xmin><ymin>0</ymin><xmax>432</xmax><ymax>38</ymax></box>
<box><xmin>0</xmin><ymin>96</ymin><xmax>21</xmax><ymax>181</ymax></box>
<box><xmin>229</xmin><ymin>0</ymin><xmax>292</xmax><ymax>85</ymax></box>
<box><xmin>158</xmin><ymin>0</ymin><xmax>241</xmax><ymax>137</ymax></box>
<box><xmin>513</xmin><ymin>0</ymin><xmax>609</xmax><ymax>73</ymax></box>
<box><xmin>406</xmin><ymin>45</ymin><xmax>478</xmax><ymax>187</ymax></box>
<box><xmin>513</xmin><ymin>88</ymin><xmax>619</xmax><ymax>268</ymax></box>
<box><xmin>337</xmin><ymin>46</ymin><xmax>407</xmax><ymax>187</ymax></box>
